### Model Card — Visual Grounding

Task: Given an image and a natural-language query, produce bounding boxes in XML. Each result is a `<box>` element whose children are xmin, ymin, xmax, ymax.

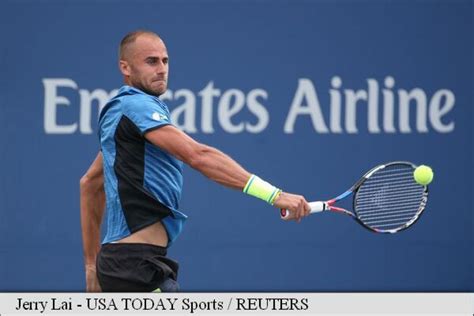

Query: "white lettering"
<box><xmin>429</xmin><ymin>89</ymin><xmax>455</xmax><ymax>133</ymax></box>
<box><xmin>284</xmin><ymin>78</ymin><xmax>328</xmax><ymax>133</ymax></box>
<box><xmin>79</xmin><ymin>89</ymin><xmax>116</xmax><ymax>134</ymax></box>
<box><xmin>367</xmin><ymin>79</ymin><xmax>380</xmax><ymax>133</ymax></box>
<box><xmin>168</xmin><ymin>89</ymin><xmax>198</xmax><ymax>133</ymax></box>
<box><xmin>398</xmin><ymin>88</ymin><xmax>428</xmax><ymax>133</ymax></box>
<box><xmin>218</xmin><ymin>89</ymin><xmax>246</xmax><ymax>133</ymax></box>
<box><xmin>198</xmin><ymin>81</ymin><xmax>220</xmax><ymax>133</ymax></box>
<box><xmin>382</xmin><ymin>76</ymin><xmax>396</xmax><ymax>133</ymax></box>
<box><xmin>42</xmin><ymin>77</ymin><xmax>455</xmax><ymax>135</ymax></box>
<box><xmin>329</xmin><ymin>76</ymin><xmax>343</xmax><ymax>133</ymax></box>
<box><xmin>344</xmin><ymin>89</ymin><xmax>367</xmax><ymax>134</ymax></box>
<box><xmin>43</xmin><ymin>78</ymin><xmax>78</xmax><ymax>134</ymax></box>
<box><xmin>246</xmin><ymin>89</ymin><xmax>269</xmax><ymax>133</ymax></box>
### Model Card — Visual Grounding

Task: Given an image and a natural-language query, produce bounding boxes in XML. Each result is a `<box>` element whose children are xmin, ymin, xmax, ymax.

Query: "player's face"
<box><xmin>122</xmin><ymin>35</ymin><xmax>169</xmax><ymax>96</ymax></box>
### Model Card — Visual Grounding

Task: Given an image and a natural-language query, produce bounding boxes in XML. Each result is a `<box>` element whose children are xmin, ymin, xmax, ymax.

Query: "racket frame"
<box><xmin>282</xmin><ymin>161</ymin><xmax>429</xmax><ymax>234</ymax></box>
<box><xmin>350</xmin><ymin>161</ymin><xmax>429</xmax><ymax>233</ymax></box>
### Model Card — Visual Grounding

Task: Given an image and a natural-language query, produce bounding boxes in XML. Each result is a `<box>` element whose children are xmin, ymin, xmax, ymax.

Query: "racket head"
<box><xmin>352</xmin><ymin>161</ymin><xmax>429</xmax><ymax>233</ymax></box>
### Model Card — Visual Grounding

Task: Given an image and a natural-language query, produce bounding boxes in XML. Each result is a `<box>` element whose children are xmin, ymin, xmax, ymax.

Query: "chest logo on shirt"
<box><xmin>152</xmin><ymin>112</ymin><xmax>168</xmax><ymax>122</ymax></box>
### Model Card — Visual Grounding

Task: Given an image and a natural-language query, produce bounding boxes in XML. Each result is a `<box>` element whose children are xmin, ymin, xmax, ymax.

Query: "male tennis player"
<box><xmin>80</xmin><ymin>30</ymin><xmax>311</xmax><ymax>292</ymax></box>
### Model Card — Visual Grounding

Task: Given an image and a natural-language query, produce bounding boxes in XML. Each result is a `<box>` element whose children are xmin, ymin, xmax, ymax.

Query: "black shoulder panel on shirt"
<box><xmin>114</xmin><ymin>115</ymin><xmax>172</xmax><ymax>233</ymax></box>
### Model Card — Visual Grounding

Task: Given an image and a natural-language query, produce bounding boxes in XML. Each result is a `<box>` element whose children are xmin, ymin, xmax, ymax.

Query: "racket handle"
<box><xmin>280</xmin><ymin>201</ymin><xmax>327</xmax><ymax>219</ymax></box>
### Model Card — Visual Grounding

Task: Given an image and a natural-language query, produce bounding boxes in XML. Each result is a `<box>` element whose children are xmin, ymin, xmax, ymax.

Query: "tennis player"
<box><xmin>80</xmin><ymin>30</ymin><xmax>311</xmax><ymax>292</ymax></box>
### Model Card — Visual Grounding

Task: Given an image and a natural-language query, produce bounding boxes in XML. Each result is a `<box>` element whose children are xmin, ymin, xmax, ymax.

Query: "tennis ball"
<box><xmin>413</xmin><ymin>165</ymin><xmax>434</xmax><ymax>185</ymax></box>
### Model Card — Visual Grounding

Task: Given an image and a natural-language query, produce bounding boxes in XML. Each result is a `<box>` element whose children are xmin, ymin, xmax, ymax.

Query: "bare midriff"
<box><xmin>116</xmin><ymin>221</ymin><xmax>168</xmax><ymax>247</ymax></box>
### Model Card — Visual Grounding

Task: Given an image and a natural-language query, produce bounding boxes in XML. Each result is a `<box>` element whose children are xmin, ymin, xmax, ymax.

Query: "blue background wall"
<box><xmin>0</xmin><ymin>0</ymin><xmax>472</xmax><ymax>291</ymax></box>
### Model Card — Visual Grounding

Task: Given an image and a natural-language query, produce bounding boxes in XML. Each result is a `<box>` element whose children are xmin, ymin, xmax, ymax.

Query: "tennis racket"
<box><xmin>281</xmin><ymin>161</ymin><xmax>429</xmax><ymax>233</ymax></box>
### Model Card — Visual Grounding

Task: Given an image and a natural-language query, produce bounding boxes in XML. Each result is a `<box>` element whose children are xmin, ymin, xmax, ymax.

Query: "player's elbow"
<box><xmin>80</xmin><ymin>174</ymin><xmax>90</xmax><ymax>189</ymax></box>
<box><xmin>80</xmin><ymin>173</ymin><xmax>103</xmax><ymax>193</ymax></box>
<box><xmin>80</xmin><ymin>175</ymin><xmax>93</xmax><ymax>194</ymax></box>
<box><xmin>186</xmin><ymin>143</ymin><xmax>212</xmax><ymax>170</ymax></box>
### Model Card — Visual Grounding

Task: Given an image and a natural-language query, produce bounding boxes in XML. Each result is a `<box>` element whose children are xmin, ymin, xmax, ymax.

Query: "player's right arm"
<box><xmin>145</xmin><ymin>125</ymin><xmax>310</xmax><ymax>221</ymax></box>
<box><xmin>80</xmin><ymin>152</ymin><xmax>105</xmax><ymax>292</ymax></box>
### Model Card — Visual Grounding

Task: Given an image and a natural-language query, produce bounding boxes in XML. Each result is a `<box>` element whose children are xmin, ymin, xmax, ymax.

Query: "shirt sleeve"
<box><xmin>121</xmin><ymin>95</ymin><xmax>172</xmax><ymax>134</ymax></box>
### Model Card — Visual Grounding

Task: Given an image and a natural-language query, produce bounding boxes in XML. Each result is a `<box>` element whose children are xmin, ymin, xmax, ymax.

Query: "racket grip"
<box><xmin>280</xmin><ymin>201</ymin><xmax>327</xmax><ymax>219</ymax></box>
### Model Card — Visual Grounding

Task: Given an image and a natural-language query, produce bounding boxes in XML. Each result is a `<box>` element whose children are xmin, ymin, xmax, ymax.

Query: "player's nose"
<box><xmin>156</xmin><ymin>60</ymin><xmax>167</xmax><ymax>73</ymax></box>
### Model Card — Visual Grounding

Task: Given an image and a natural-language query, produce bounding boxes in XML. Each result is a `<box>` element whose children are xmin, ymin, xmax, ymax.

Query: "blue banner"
<box><xmin>0</xmin><ymin>0</ymin><xmax>472</xmax><ymax>291</ymax></box>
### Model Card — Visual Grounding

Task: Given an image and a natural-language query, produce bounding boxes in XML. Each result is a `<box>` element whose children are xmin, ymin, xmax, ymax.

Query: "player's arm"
<box><xmin>145</xmin><ymin>125</ymin><xmax>310</xmax><ymax>221</ymax></box>
<box><xmin>80</xmin><ymin>152</ymin><xmax>105</xmax><ymax>292</ymax></box>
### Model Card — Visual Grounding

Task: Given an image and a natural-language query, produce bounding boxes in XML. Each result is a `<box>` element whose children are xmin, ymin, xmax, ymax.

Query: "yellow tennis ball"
<box><xmin>413</xmin><ymin>165</ymin><xmax>434</xmax><ymax>185</ymax></box>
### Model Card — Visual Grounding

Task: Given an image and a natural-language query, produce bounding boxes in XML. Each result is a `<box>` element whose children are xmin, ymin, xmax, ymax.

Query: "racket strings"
<box><xmin>358</xmin><ymin>200</ymin><xmax>423</xmax><ymax>212</ymax></box>
<box><xmin>367</xmin><ymin>175</ymin><xmax>414</xmax><ymax>186</ymax></box>
<box><xmin>355</xmin><ymin>164</ymin><xmax>426</xmax><ymax>232</ymax></box>
<box><xmin>362</xmin><ymin>209</ymin><xmax>420</xmax><ymax>221</ymax></box>
<box><xmin>362</xmin><ymin>171</ymin><xmax>414</xmax><ymax>181</ymax></box>
<box><xmin>357</xmin><ymin>190</ymin><xmax>423</xmax><ymax>202</ymax></box>
<box><xmin>360</xmin><ymin>182</ymin><xmax>417</xmax><ymax>193</ymax></box>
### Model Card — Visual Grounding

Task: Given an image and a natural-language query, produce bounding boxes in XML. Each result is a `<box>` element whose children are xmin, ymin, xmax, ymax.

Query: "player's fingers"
<box><xmin>289</xmin><ymin>208</ymin><xmax>298</xmax><ymax>222</ymax></box>
<box><xmin>301</xmin><ymin>197</ymin><xmax>308</xmax><ymax>218</ymax></box>
<box><xmin>296</xmin><ymin>198</ymin><xmax>304</xmax><ymax>221</ymax></box>
<box><xmin>295</xmin><ymin>204</ymin><xmax>302</xmax><ymax>223</ymax></box>
<box><xmin>282</xmin><ymin>207</ymin><xmax>299</xmax><ymax>221</ymax></box>
<box><xmin>304</xmin><ymin>201</ymin><xmax>311</xmax><ymax>216</ymax></box>
<box><xmin>281</xmin><ymin>209</ymin><xmax>292</xmax><ymax>221</ymax></box>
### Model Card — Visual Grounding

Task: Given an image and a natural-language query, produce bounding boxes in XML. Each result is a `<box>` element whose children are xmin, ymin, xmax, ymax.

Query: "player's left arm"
<box><xmin>80</xmin><ymin>152</ymin><xmax>105</xmax><ymax>292</ymax></box>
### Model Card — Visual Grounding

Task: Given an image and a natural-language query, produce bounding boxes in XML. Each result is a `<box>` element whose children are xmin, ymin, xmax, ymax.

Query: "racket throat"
<box><xmin>308</xmin><ymin>201</ymin><xmax>328</xmax><ymax>213</ymax></box>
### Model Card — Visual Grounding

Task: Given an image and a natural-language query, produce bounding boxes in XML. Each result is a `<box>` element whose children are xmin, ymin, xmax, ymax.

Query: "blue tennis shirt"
<box><xmin>98</xmin><ymin>85</ymin><xmax>187</xmax><ymax>246</ymax></box>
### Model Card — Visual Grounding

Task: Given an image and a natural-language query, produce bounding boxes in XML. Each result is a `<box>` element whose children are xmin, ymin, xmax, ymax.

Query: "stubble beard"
<box><xmin>130</xmin><ymin>78</ymin><xmax>167</xmax><ymax>97</ymax></box>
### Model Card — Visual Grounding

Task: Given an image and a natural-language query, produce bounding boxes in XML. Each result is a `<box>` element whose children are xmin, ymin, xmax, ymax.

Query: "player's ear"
<box><xmin>119</xmin><ymin>60</ymin><xmax>131</xmax><ymax>76</ymax></box>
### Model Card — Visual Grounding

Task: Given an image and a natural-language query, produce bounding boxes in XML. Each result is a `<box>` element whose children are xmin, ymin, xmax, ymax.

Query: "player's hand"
<box><xmin>85</xmin><ymin>264</ymin><xmax>102</xmax><ymax>292</ymax></box>
<box><xmin>273</xmin><ymin>191</ymin><xmax>311</xmax><ymax>222</ymax></box>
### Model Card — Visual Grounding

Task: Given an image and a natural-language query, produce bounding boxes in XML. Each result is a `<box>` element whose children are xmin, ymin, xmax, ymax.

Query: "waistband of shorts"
<box><xmin>101</xmin><ymin>242</ymin><xmax>167</xmax><ymax>256</ymax></box>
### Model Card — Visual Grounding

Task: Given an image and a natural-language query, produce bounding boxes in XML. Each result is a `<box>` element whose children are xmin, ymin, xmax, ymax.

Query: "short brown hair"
<box><xmin>119</xmin><ymin>30</ymin><xmax>161</xmax><ymax>60</ymax></box>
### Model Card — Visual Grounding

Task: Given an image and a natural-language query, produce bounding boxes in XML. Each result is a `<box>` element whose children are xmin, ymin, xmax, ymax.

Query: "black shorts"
<box><xmin>96</xmin><ymin>243</ymin><xmax>180</xmax><ymax>292</ymax></box>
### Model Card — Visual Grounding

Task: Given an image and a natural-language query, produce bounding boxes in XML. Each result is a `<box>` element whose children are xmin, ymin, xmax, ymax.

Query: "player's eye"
<box><xmin>146</xmin><ymin>58</ymin><xmax>158</xmax><ymax>65</ymax></box>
